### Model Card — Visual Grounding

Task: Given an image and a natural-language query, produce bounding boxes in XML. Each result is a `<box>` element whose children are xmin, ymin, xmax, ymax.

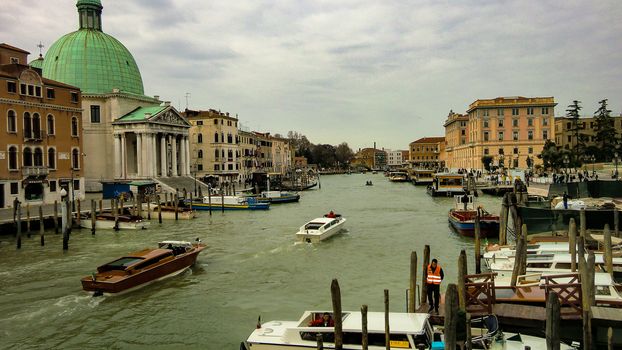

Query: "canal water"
<box><xmin>0</xmin><ymin>174</ymin><xmax>501</xmax><ymax>349</ymax></box>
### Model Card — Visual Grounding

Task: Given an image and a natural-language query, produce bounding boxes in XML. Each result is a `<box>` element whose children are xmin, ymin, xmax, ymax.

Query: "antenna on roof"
<box><xmin>185</xmin><ymin>92</ymin><xmax>191</xmax><ymax>110</ymax></box>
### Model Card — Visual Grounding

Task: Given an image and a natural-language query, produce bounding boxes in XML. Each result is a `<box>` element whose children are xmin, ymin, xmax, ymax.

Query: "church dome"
<box><xmin>41</xmin><ymin>0</ymin><xmax>144</xmax><ymax>95</ymax></box>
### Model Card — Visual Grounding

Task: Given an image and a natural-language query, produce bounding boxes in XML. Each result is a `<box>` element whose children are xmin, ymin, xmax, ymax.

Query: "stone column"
<box><xmin>121</xmin><ymin>133</ymin><xmax>127</xmax><ymax>178</ymax></box>
<box><xmin>136</xmin><ymin>132</ymin><xmax>143</xmax><ymax>177</ymax></box>
<box><xmin>143</xmin><ymin>133</ymin><xmax>152</xmax><ymax>177</ymax></box>
<box><xmin>114</xmin><ymin>134</ymin><xmax>121</xmax><ymax>179</ymax></box>
<box><xmin>171</xmin><ymin>135</ymin><xmax>178</xmax><ymax>176</ymax></box>
<box><xmin>179</xmin><ymin>136</ymin><xmax>187</xmax><ymax>176</ymax></box>
<box><xmin>185</xmin><ymin>136</ymin><xmax>191</xmax><ymax>176</ymax></box>
<box><xmin>160</xmin><ymin>134</ymin><xmax>167</xmax><ymax>177</ymax></box>
<box><xmin>152</xmin><ymin>133</ymin><xmax>158</xmax><ymax>177</ymax></box>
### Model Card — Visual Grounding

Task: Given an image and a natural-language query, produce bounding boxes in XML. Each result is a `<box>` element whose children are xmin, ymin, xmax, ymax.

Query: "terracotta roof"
<box><xmin>0</xmin><ymin>43</ymin><xmax>30</xmax><ymax>54</ymax></box>
<box><xmin>411</xmin><ymin>137</ymin><xmax>445</xmax><ymax>144</ymax></box>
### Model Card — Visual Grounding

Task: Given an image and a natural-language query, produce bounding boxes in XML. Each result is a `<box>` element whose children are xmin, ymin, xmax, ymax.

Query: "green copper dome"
<box><xmin>41</xmin><ymin>0</ymin><xmax>144</xmax><ymax>95</ymax></box>
<box><xmin>29</xmin><ymin>55</ymin><xmax>45</xmax><ymax>69</ymax></box>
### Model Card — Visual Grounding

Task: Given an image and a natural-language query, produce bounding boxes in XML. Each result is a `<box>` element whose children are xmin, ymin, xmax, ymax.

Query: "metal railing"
<box><xmin>22</xmin><ymin>166</ymin><xmax>49</xmax><ymax>177</ymax></box>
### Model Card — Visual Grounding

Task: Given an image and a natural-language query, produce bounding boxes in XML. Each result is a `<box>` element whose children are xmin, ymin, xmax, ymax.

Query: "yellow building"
<box><xmin>444</xmin><ymin>96</ymin><xmax>556</xmax><ymax>170</ymax></box>
<box><xmin>409</xmin><ymin>137</ymin><xmax>445</xmax><ymax>167</ymax></box>
<box><xmin>554</xmin><ymin>115</ymin><xmax>622</xmax><ymax>150</ymax></box>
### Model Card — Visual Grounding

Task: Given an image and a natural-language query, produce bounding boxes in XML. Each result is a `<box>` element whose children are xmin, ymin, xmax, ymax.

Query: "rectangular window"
<box><xmin>46</xmin><ymin>88</ymin><xmax>55</xmax><ymax>99</ymax></box>
<box><xmin>483</xmin><ymin>119</ymin><xmax>489</xmax><ymax>128</ymax></box>
<box><xmin>90</xmin><ymin>105</ymin><xmax>101</xmax><ymax>123</ymax></box>
<box><xmin>197</xmin><ymin>164</ymin><xmax>203</xmax><ymax>171</ymax></box>
<box><xmin>543</xmin><ymin>130</ymin><xmax>549</xmax><ymax>140</ymax></box>
<box><xmin>484</xmin><ymin>148</ymin><xmax>489</xmax><ymax>155</ymax></box>
<box><xmin>527</xmin><ymin>107</ymin><xmax>534</xmax><ymax>115</ymax></box>
<box><xmin>7</xmin><ymin>81</ymin><xmax>17</xmax><ymax>93</ymax></box>
<box><xmin>214</xmin><ymin>164</ymin><xmax>220</xmax><ymax>171</ymax></box>
<box><xmin>20</xmin><ymin>83</ymin><xmax>26</xmax><ymax>94</ymax></box>
<box><xmin>35</xmin><ymin>86</ymin><xmax>41</xmax><ymax>97</ymax></box>
<box><xmin>528</xmin><ymin>118</ymin><xmax>533</xmax><ymax>127</ymax></box>
<box><xmin>567</xmin><ymin>135</ymin><xmax>572</xmax><ymax>142</ymax></box>
<box><xmin>528</xmin><ymin>130</ymin><xmax>534</xmax><ymax>140</ymax></box>
<box><xmin>498</xmin><ymin>131</ymin><xmax>504</xmax><ymax>141</ymax></box>
<box><xmin>513</xmin><ymin>119</ymin><xmax>519</xmax><ymax>127</ymax></box>
<box><xmin>483</xmin><ymin>109</ymin><xmax>489</xmax><ymax>117</ymax></box>
<box><xmin>483</xmin><ymin>131</ymin><xmax>489</xmax><ymax>141</ymax></box>
<box><xmin>228</xmin><ymin>164</ymin><xmax>233</xmax><ymax>170</ymax></box>
<box><xmin>49</xmin><ymin>180</ymin><xmax>57</xmax><ymax>192</ymax></box>
<box><xmin>28</xmin><ymin>85</ymin><xmax>34</xmax><ymax>96</ymax></box>
<box><xmin>513</xmin><ymin>131</ymin><xmax>519</xmax><ymax>140</ymax></box>
<box><xmin>73</xmin><ymin>179</ymin><xmax>80</xmax><ymax>191</ymax></box>
<box><xmin>71</xmin><ymin>92</ymin><xmax>79</xmax><ymax>103</ymax></box>
<box><xmin>542</xmin><ymin>107</ymin><xmax>549</xmax><ymax>115</ymax></box>
<box><xmin>498</xmin><ymin>108</ymin><xmax>504</xmax><ymax>116</ymax></box>
<box><xmin>498</xmin><ymin>148</ymin><xmax>504</xmax><ymax>155</ymax></box>
<box><xmin>197</xmin><ymin>120</ymin><xmax>203</xmax><ymax>126</ymax></box>
<box><xmin>10</xmin><ymin>182</ymin><xmax>18</xmax><ymax>195</ymax></box>
<box><xmin>567</xmin><ymin>122</ymin><xmax>572</xmax><ymax>130</ymax></box>
<box><xmin>461</xmin><ymin>129</ymin><xmax>465</xmax><ymax>136</ymax></box>
<box><xmin>10</xmin><ymin>57</ymin><xmax>19</xmax><ymax>64</ymax></box>
<box><xmin>514</xmin><ymin>147</ymin><xmax>519</xmax><ymax>155</ymax></box>
<box><xmin>543</xmin><ymin>117</ymin><xmax>549</xmax><ymax>126</ymax></box>
<box><xmin>214</xmin><ymin>119</ymin><xmax>218</xmax><ymax>124</ymax></box>
<box><xmin>528</xmin><ymin>147</ymin><xmax>533</xmax><ymax>154</ymax></box>
<box><xmin>512</xmin><ymin>108</ymin><xmax>519</xmax><ymax>116</ymax></box>
<box><xmin>498</xmin><ymin>119</ymin><xmax>504</xmax><ymax>128</ymax></box>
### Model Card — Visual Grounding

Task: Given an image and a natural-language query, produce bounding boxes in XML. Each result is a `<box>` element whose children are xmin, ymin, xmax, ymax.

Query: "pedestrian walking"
<box><xmin>426</xmin><ymin>258</ymin><xmax>444</xmax><ymax>314</ymax></box>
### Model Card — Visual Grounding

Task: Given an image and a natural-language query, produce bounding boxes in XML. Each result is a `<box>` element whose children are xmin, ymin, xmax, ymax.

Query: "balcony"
<box><xmin>22</xmin><ymin>166</ymin><xmax>49</xmax><ymax>177</ymax></box>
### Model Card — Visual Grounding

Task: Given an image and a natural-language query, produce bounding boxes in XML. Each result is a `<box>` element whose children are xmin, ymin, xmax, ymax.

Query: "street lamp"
<box><xmin>563</xmin><ymin>155</ymin><xmax>570</xmax><ymax>180</ymax></box>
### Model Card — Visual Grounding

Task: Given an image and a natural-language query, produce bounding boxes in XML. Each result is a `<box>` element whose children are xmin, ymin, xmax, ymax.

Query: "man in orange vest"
<box><xmin>426</xmin><ymin>258</ymin><xmax>444</xmax><ymax>314</ymax></box>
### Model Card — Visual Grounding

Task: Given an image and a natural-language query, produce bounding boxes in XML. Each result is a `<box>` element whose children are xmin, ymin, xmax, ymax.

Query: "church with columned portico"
<box><xmin>37</xmin><ymin>0</ymin><xmax>193</xmax><ymax>191</ymax></box>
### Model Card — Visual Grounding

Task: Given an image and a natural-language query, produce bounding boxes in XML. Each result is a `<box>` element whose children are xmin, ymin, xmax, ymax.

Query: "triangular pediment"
<box><xmin>149</xmin><ymin>106</ymin><xmax>191</xmax><ymax>127</ymax></box>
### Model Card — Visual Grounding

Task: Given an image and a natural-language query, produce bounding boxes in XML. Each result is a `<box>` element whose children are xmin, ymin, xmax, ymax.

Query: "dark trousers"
<box><xmin>427</xmin><ymin>284</ymin><xmax>440</xmax><ymax>310</ymax></box>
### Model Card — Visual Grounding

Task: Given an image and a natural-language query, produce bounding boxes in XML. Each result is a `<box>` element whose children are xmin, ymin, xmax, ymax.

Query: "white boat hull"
<box><xmin>297</xmin><ymin>219</ymin><xmax>346</xmax><ymax>243</ymax></box>
<box><xmin>80</xmin><ymin>220</ymin><xmax>149</xmax><ymax>230</ymax></box>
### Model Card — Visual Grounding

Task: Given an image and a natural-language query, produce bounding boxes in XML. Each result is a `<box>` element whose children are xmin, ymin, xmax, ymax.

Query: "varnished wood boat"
<box><xmin>81</xmin><ymin>240</ymin><xmax>206</xmax><ymax>295</ymax></box>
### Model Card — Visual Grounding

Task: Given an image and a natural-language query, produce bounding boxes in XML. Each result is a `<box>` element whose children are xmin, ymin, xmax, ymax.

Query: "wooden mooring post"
<box><xmin>474</xmin><ymin>209</ymin><xmax>481</xmax><ymax>274</ymax></box>
<box><xmin>361</xmin><ymin>304</ymin><xmax>368</xmax><ymax>350</ymax></box>
<box><xmin>615</xmin><ymin>209</ymin><xmax>619</xmax><ymax>238</ymax></box>
<box><xmin>76</xmin><ymin>198</ymin><xmax>81</xmax><ymax>228</ymax></box>
<box><xmin>604</xmin><ymin>224</ymin><xmax>613</xmax><ymax>276</ymax></box>
<box><xmin>331</xmin><ymin>279</ymin><xmax>343</xmax><ymax>350</ymax></box>
<box><xmin>546</xmin><ymin>291</ymin><xmax>561</xmax><ymax>350</ymax></box>
<box><xmin>499</xmin><ymin>193</ymin><xmax>510</xmax><ymax>245</ymax></box>
<box><xmin>458</xmin><ymin>250</ymin><xmax>467</xmax><ymax>309</ymax></box>
<box><xmin>208</xmin><ymin>189</ymin><xmax>212</xmax><ymax>215</ymax></box>
<box><xmin>113</xmin><ymin>199</ymin><xmax>120</xmax><ymax>231</ymax></box>
<box><xmin>99</xmin><ymin>199</ymin><xmax>103</xmax><ymax>215</ymax></box>
<box><xmin>421</xmin><ymin>245</ymin><xmax>430</xmax><ymax>306</ymax></box>
<box><xmin>189</xmin><ymin>193</ymin><xmax>193</xmax><ymax>212</ymax></box>
<box><xmin>62</xmin><ymin>199</ymin><xmax>70</xmax><ymax>250</ymax></box>
<box><xmin>221</xmin><ymin>187</ymin><xmax>225</xmax><ymax>213</ymax></box>
<box><xmin>16</xmin><ymin>203</ymin><xmax>22</xmax><ymax>249</ymax></box>
<box><xmin>146</xmin><ymin>195</ymin><xmax>151</xmax><ymax>220</ymax></box>
<box><xmin>137</xmin><ymin>194</ymin><xmax>142</xmax><ymax>219</ymax></box>
<box><xmin>569</xmin><ymin>218</ymin><xmax>577</xmax><ymax>272</ymax></box>
<box><xmin>157</xmin><ymin>195</ymin><xmax>162</xmax><ymax>224</ymax></box>
<box><xmin>510</xmin><ymin>226</ymin><xmax>527</xmax><ymax>286</ymax></box>
<box><xmin>444</xmin><ymin>283</ymin><xmax>459</xmax><ymax>350</ymax></box>
<box><xmin>580</xmin><ymin>208</ymin><xmax>586</xmax><ymax>238</ymax></box>
<box><xmin>384</xmin><ymin>289</ymin><xmax>390</xmax><ymax>350</ymax></box>
<box><xmin>26</xmin><ymin>203</ymin><xmax>31</xmax><ymax>237</ymax></box>
<box><xmin>91</xmin><ymin>199</ymin><xmax>96</xmax><ymax>235</ymax></box>
<box><xmin>53</xmin><ymin>200</ymin><xmax>59</xmax><ymax>234</ymax></box>
<box><xmin>409</xmin><ymin>251</ymin><xmax>417</xmax><ymax>313</ymax></box>
<box><xmin>316</xmin><ymin>334</ymin><xmax>323</xmax><ymax>350</ymax></box>
<box><xmin>174</xmin><ymin>194</ymin><xmax>179</xmax><ymax>221</ymax></box>
<box><xmin>39</xmin><ymin>205</ymin><xmax>44</xmax><ymax>246</ymax></box>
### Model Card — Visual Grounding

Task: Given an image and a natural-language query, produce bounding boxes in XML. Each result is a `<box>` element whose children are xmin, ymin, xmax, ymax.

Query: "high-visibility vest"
<box><xmin>427</xmin><ymin>264</ymin><xmax>442</xmax><ymax>285</ymax></box>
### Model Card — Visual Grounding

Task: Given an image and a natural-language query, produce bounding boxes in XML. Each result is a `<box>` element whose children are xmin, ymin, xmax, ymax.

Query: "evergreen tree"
<box><xmin>566</xmin><ymin>100</ymin><xmax>583</xmax><ymax>160</ymax></box>
<box><xmin>593</xmin><ymin>99</ymin><xmax>617</xmax><ymax>161</ymax></box>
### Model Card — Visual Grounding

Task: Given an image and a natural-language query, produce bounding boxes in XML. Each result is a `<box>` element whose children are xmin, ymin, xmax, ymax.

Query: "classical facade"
<box><xmin>554</xmin><ymin>115</ymin><xmax>622</xmax><ymax>150</ymax></box>
<box><xmin>184</xmin><ymin>109</ymin><xmax>240</xmax><ymax>183</ymax></box>
<box><xmin>352</xmin><ymin>148</ymin><xmax>387</xmax><ymax>169</ymax></box>
<box><xmin>408</xmin><ymin>137</ymin><xmax>444</xmax><ymax>168</ymax></box>
<box><xmin>444</xmin><ymin>97</ymin><xmax>556</xmax><ymax>170</ymax></box>
<box><xmin>0</xmin><ymin>43</ymin><xmax>83</xmax><ymax>207</ymax></box>
<box><xmin>269</xmin><ymin>135</ymin><xmax>293</xmax><ymax>174</ymax></box>
<box><xmin>37</xmin><ymin>0</ymin><xmax>189</xmax><ymax>190</ymax></box>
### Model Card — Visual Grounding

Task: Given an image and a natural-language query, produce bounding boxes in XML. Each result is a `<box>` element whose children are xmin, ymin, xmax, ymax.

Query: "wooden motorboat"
<box><xmin>142</xmin><ymin>203</ymin><xmax>197</xmax><ymax>220</ymax></box>
<box><xmin>243</xmin><ymin>310</ymin><xmax>433</xmax><ymax>349</ymax></box>
<box><xmin>190</xmin><ymin>195</ymin><xmax>270</xmax><ymax>210</ymax></box>
<box><xmin>410</xmin><ymin>169</ymin><xmax>435</xmax><ymax>186</ymax></box>
<box><xmin>79</xmin><ymin>212</ymin><xmax>149</xmax><ymax>230</ymax></box>
<box><xmin>426</xmin><ymin>173</ymin><xmax>465</xmax><ymax>197</ymax></box>
<box><xmin>255</xmin><ymin>191</ymin><xmax>300</xmax><ymax>204</ymax></box>
<box><xmin>448</xmin><ymin>195</ymin><xmax>499</xmax><ymax>238</ymax></box>
<box><xmin>296</xmin><ymin>215</ymin><xmax>347</xmax><ymax>243</ymax></box>
<box><xmin>81</xmin><ymin>240</ymin><xmax>206</xmax><ymax>295</ymax></box>
<box><xmin>388</xmin><ymin>171</ymin><xmax>409</xmax><ymax>182</ymax></box>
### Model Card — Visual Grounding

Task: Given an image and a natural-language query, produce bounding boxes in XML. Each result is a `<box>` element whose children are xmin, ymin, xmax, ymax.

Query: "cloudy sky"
<box><xmin>3</xmin><ymin>0</ymin><xmax>622</xmax><ymax>150</ymax></box>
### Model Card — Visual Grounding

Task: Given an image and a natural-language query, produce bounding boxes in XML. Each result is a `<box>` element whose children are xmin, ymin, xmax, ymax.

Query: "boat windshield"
<box><xmin>305</xmin><ymin>222</ymin><xmax>324</xmax><ymax>230</ymax></box>
<box><xmin>101</xmin><ymin>257</ymin><xmax>144</xmax><ymax>271</ymax></box>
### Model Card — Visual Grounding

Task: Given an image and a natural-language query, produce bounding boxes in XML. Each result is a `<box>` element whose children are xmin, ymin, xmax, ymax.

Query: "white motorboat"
<box><xmin>79</xmin><ymin>213</ymin><xmax>149</xmax><ymax>230</ymax></box>
<box><xmin>243</xmin><ymin>310</ymin><xmax>434</xmax><ymax>349</ymax></box>
<box><xmin>483</xmin><ymin>241</ymin><xmax>575</xmax><ymax>268</ymax></box>
<box><xmin>296</xmin><ymin>215</ymin><xmax>347</xmax><ymax>243</ymax></box>
<box><xmin>388</xmin><ymin>171</ymin><xmax>409</xmax><ymax>182</ymax></box>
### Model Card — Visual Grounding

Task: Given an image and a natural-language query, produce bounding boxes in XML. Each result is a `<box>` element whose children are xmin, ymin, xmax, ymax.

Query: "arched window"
<box><xmin>214</xmin><ymin>149</ymin><xmax>219</xmax><ymax>159</ymax></box>
<box><xmin>24</xmin><ymin>112</ymin><xmax>32</xmax><ymax>138</ymax></box>
<box><xmin>198</xmin><ymin>150</ymin><xmax>203</xmax><ymax>159</ymax></box>
<box><xmin>33</xmin><ymin>148</ymin><xmax>43</xmax><ymax>166</ymax></box>
<box><xmin>227</xmin><ymin>133</ymin><xmax>233</xmax><ymax>143</ymax></box>
<box><xmin>72</xmin><ymin>149</ymin><xmax>80</xmax><ymax>169</ymax></box>
<box><xmin>7</xmin><ymin>110</ymin><xmax>17</xmax><ymax>133</ymax></box>
<box><xmin>214</xmin><ymin>133</ymin><xmax>219</xmax><ymax>143</ymax></box>
<box><xmin>23</xmin><ymin>147</ymin><xmax>32</xmax><ymax>166</ymax></box>
<box><xmin>48</xmin><ymin>148</ymin><xmax>56</xmax><ymax>169</ymax></box>
<box><xmin>8</xmin><ymin>146</ymin><xmax>18</xmax><ymax>170</ymax></box>
<box><xmin>32</xmin><ymin>113</ymin><xmax>41</xmax><ymax>139</ymax></box>
<box><xmin>197</xmin><ymin>133</ymin><xmax>203</xmax><ymax>144</ymax></box>
<box><xmin>71</xmin><ymin>117</ymin><xmax>78</xmax><ymax>137</ymax></box>
<box><xmin>47</xmin><ymin>114</ymin><xmax>55</xmax><ymax>135</ymax></box>
<box><xmin>228</xmin><ymin>150</ymin><xmax>233</xmax><ymax>159</ymax></box>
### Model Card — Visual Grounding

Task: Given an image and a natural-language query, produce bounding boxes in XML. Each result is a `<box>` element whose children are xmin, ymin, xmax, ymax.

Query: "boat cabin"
<box><xmin>411</xmin><ymin>169</ymin><xmax>435</xmax><ymax>185</ymax></box>
<box><xmin>97</xmin><ymin>249</ymin><xmax>175</xmax><ymax>274</ymax></box>
<box><xmin>453</xmin><ymin>194</ymin><xmax>475</xmax><ymax>211</ymax></box>
<box><xmin>427</xmin><ymin>173</ymin><xmax>465</xmax><ymax>196</ymax></box>
<box><xmin>303</xmin><ymin>217</ymin><xmax>340</xmax><ymax>231</ymax></box>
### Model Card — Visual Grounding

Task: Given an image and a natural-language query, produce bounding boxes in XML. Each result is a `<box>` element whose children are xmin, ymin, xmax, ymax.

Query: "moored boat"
<box><xmin>410</xmin><ymin>169</ymin><xmax>435</xmax><ymax>186</ymax></box>
<box><xmin>81</xmin><ymin>240</ymin><xmax>206</xmax><ymax>295</ymax></box>
<box><xmin>243</xmin><ymin>310</ymin><xmax>434</xmax><ymax>349</ymax></box>
<box><xmin>426</xmin><ymin>173</ymin><xmax>465</xmax><ymax>197</ymax></box>
<box><xmin>448</xmin><ymin>195</ymin><xmax>499</xmax><ymax>238</ymax></box>
<box><xmin>79</xmin><ymin>212</ymin><xmax>149</xmax><ymax>230</ymax></box>
<box><xmin>296</xmin><ymin>214</ymin><xmax>347</xmax><ymax>243</ymax></box>
<box><xmin>255</xmin><ymin>191</ymin><xmax>300</xmax><ymax>204</ymax></box>
<box><xmin>142</xmin><ymin>203</ymin><xmax>197</xmax><ymax>220</ymax></box>
<box><xmin>190</xmin><ymin>195</ymin><xmax>270</xmax><ymax>210</ymax></box>
<box><xmin>388</xmin><ymin>171</ymin><xmax>409</xmax><ymax>182</ymax></box>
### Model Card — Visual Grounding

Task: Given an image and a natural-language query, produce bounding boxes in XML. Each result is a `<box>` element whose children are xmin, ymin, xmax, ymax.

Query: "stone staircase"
<box><xmin>154</xmin><ymin>176</ymin><xmax>210</xmax><ymax>196</ymax></box>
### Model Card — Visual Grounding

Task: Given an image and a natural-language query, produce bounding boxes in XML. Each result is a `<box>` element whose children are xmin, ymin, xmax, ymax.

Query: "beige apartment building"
<box><xmin>409</xmin><ymin>137</ymin><xmax>445</xmax><ymax>168</ymax></box>
<box><xmin>555</xmin><ymin>115</ymin><xmax>622</xmax><ymax>150</ymax></box>
<box><xmin>0</xmin><ymin>43</ymin><xmax>83</xmax><ymax>207</ymax></box>
<box><xmin>184</xmin><ymin>109</ymin><xmax>240</xmax><ymax>183</ymax></box>
<box><xmin>444</xmin><ymin>97</ymin><xmax>556</xmax><ymax>170</ymax></box>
